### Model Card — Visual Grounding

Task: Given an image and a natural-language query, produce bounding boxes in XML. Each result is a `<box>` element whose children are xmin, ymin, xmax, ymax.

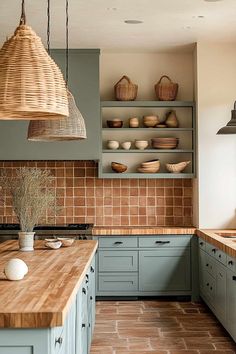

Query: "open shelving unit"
<box><xmin>99</xmin><ymin>100</ymin><xmax>196</xmax><ymax>179</ymax></box>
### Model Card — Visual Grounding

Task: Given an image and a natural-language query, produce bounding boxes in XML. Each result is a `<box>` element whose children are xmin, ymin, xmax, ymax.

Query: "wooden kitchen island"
<box><xmin>0</xmin><ymin>240</ymin><xmax>98</xmax><ymax>354</ymax></box>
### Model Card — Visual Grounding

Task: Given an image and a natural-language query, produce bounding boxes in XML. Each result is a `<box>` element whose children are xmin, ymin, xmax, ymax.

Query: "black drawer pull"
<box><xmin>200</xmin><ymin>242</ymin><xmax>204</xmax><ymax>246</ymax></box>
<box><xmin>212</xmin><ymin>248</ymin><xmax>217</xmax><ymax>253</ymax></box>
<box><xmin>210</xmin><ymin>286</ymin><xmax>212</xmax><ymax>290</ymax></box>
<box><xmin>233</xmin><ymin>276</ymin><xmax>236</xmax><ymax>281</ymax></box>
<box><xmin>90</xmin><ymin>296</ymin><xmax>93</xmax><ymax>300</ymax></box>
<box><xmin>82</xmin><ymin>323</ymin><xmax>86</xmax><ymax>328</ymax></box>
<box><xmin>206</xmin><ymin>282</ymin><xmax>209</xmax><ymax>287</ymax></box>
<box><xmin>82</xmin><ymin>287</ymin><xmax>87</xmax><ymax>295</ymax></box>
<box><xmin>155</xmin><ymin>241</ymin><xmax>170</xmax><ymax>245</ymax></box>
<box><xmin>114</xmin><ymin>241</ymin><xmax>123</xmax><ymax>245</ymax></box>
<box><xmin>228</xmin><ymin>261</ymin><xmax>233</xmax><ymax>266</ymax></box>
<box><xmin>55</xmin><ymin>337</ymin><xmax>63</xmax><ymax>345</ymax></box>
<box><xmin>219</xmin><ymin>254</ymin><xmax>221</xmax><ymax>258</ymax></box>
<box><xmin>90</xmin><ymin>266</ymin><xmax>95</xmax><ymax>273</ymax></box>
<box><xmin>206</xmin><ymin>263</ymin><xmax>209</xmax><ymax>267</ymax></box>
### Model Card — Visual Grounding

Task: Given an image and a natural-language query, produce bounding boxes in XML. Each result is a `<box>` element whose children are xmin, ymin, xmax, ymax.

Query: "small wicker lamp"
<box><xmin>27</xmin><ymin>0</ymin><xmax>87</xmax><ymax>141</ymax></box>
<box><xmin>27</xmin><ymin>91</ymin><xmax>86</xmax><ymax>140</ymax></box>
<box><xmin>0</xmin><ymin>1</ymin><xmax>68</xmax><ymax>120</ymax></box>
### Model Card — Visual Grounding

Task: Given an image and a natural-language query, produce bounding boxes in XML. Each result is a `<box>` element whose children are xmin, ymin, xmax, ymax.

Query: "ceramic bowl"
<box><xmin>121</xmin><ymin>141</ymin><xmax>132</xmax><ymax>150</ymax></box>
<box><xmin>137</xmin><ymin>165</ymin><xmax>160</xmax><ymax>173</ymax></box>
<box><xmin>143</xmin><ymin>115</ymin><xmax>160</xmax><ymax>128</ymax></box>
<box><xmin>111</xmin><ymin>162</ymin><xmax>127</xmax><ymax>173</ymax></box>
<box><xmin>129</xmin><ymin>117</ymin><xmax>139</xmax><ymax>128</ymax></box>
<box><xmin>107</xmin><ymin>140</ymin><xmax>119</xmax><ymax>150</ymax></box>
<box><xmin>166</xmin><ymin>161</ymin><xmax>191</xmax><ymax>173</ymax></box>
<box><xmin>57</xmin><ymin>237</ymin><xmax>75</xmax><ymax>247</ymax></box>
<box><xmin>135</xmin><ymin>140</ymin><xmax>149</xmax><ymax>150</ymax></box>
<box><xmin>107</xmin><ymin>119</ymin><xmax>123</xmax><ymax>128</ymax></box>
<box><xmin>44</xmin><ymin>241</ymin><xmax>62</xmax><ymax>249</ymax></box>
<box><xmin>141</xmin><ymin>159</ymin><xmax>160</xmax><ymax>168</ymax></box>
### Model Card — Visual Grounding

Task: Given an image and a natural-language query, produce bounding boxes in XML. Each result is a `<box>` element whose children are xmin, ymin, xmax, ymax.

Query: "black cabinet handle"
<box><xmin>90</xmin><ymin>296</ymin><xmax>93</xmax><ymax>300</ymax></box>
<box><xmin>233</xmin><ymin>276</ymin><xmax>236</xmax><ymax>281</ymax></box>
<box><xmin>114</xmin><ymin>241</ymin><xmax>123</xmax><ymax>245</ymax></box>
<box><xmin>219</xmin><ymin>254</ymin><xmax>222</xmax><ymax>258</ymax></box>
<box><xmin>82</xmin><ymin>287</ymin><xmax>87</xmax><ymax>295</ymax></box>
<box><xmin>212</xmin><ymin>248</ymin><xmax>217</xmax><ymax>253</ymax></box>
<box><xmin>228</xmin><ymin>261</ymin><xmax>233</xmax><ymax>266</ymax></box>
<box><xmin>210</xmin><ymin>286</ymin><xmax>212</xmax><ymax>290</ymax></box>
<box><xmin>206</xmin><ymin>283</ymin><xmax>209</xmax><ymax>287</ymax></box>
<box><xmin>55</xmin><ymin>337</ymin><xmax>63</xmax><ymax>345</ymax></box>
<box><xmin>90</xmin><ymin>266</ymin><xmax>95</xmax><ymax>273</ymax></box>
<box><xmin>206</xmin><ymin>263</ymin><xmax>209</xmax><ymax>267</ymax></box>
<box><xmin>82</xmin><ymin>323</ymin><xmax>86</xmax><ymax>328</ymax></box>
<box><xmin>86</xmin><ymin>274</ymin><xmax>89</xmax><ymax>284</ymax></box>
<box><xmin>200</xmin><ymin>242</ymin><xmax>204</xmax><ymax>246</ymax></box>
<box><xmin>155</xmin><ymin>241</ymin><xmax>170</xmax><ymax>244</ymax></box>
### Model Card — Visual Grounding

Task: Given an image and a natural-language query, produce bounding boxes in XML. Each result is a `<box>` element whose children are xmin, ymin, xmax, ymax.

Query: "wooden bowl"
<box><xmin>107</xmin><ymin>119</ymin><xmax>123</xmax><ymax>128</ymax></box>
<box><xmin>166</xmin><ymin>161</ymin><xmax>191</xmax><ymax>173</ymax></box>
<box><xmin>111</xmin><ymin>162</ymin><xmax>127</xmax><ymax>173</ymax></box>
<box><xmin>58</xmin><ymin>237</ymin><xmax>75</xmax><ymax>247</ymax></box>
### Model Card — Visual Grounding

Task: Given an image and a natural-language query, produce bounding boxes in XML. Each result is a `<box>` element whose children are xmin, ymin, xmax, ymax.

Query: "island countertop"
<box><xmin>0</xmin><ymin>240</ymin><xmax>98</xmax><ymax>329</ymax></box>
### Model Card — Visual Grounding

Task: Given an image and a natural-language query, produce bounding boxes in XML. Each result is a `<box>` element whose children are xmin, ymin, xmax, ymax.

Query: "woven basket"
<box><xmin>154</xmin><ymin>75</ymin><xmax>178</xmax><ymax>101</ymax></box>
<box><xmin>114</xmin><ymin>75</ymin><xmax>138</xmax><ymax>101</ymax></box>
<box><xmin>0</xmin><ymin>25</ymin><xmax>68</xmax><ymax>120</ymax></box>
<box><xmin>27</xmin><ymin>91</ymin><xmax>86</xmax><ymax>141</ymax></box>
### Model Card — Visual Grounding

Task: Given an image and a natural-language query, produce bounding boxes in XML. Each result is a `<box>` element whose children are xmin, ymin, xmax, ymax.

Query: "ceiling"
<box><xmin>0</xmin><ymin>0</ymin><xmax>236</xmax><ymax>51</ymax></box>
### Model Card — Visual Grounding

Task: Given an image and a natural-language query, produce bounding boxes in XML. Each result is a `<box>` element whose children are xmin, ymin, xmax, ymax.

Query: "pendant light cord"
<box><xmin>20</xmin><ymin>0</ymin><xmax>26</xmax><ymax>25</ymax></box>
<box><xmin>65</xmin><ymin>0</ymin><xmax>69</xmax><ymax>86</ymax></box>
<box><xmin>47</xmin><ymin>0</ymin><xmax>51</xmax><ymax>54</ymax></box>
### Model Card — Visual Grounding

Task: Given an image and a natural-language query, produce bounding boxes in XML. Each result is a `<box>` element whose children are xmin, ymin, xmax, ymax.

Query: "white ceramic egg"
<box><xmin>4</xmin><ymin>258</ymin><xmax>28</xmax><ymax>281</ymax></box>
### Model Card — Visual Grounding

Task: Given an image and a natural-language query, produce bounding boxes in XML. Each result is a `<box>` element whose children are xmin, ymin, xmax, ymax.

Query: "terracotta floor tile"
<box><xmin>90</xmin><ymin>300</ymin><xmax>236</xmax><ymax>354</ymax></box>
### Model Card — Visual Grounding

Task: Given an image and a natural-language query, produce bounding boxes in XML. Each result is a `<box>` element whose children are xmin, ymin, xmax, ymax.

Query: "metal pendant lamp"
<box><xmin>0</xmin><ymin>0</ymin><xmax>68</xmax><ymax>120</ymax></box>
<box><xmin>217</xmin><ymin>101</ymin><xmax>236</xmax><ymax>134</ymax></box>
<box><xmin>27</xmin><ymin>0</ymin><xmax>87</xmax><ymax>141</ymax></box>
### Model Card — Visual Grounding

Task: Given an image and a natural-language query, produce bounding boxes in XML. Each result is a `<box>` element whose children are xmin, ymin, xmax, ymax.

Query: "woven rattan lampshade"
<box><xmin>27</xmin><ymin>91</ymin><xmax>86</xmax><ymax>141</ymax></box>
<box><xmin>0</xmin><ymin>24</ymin><xmax>68</xmax><ymax>120</ymax></box>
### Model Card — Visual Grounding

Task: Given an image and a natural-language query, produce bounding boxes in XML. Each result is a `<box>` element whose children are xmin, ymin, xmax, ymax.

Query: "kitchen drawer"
<box><xmin>98</xmin><ymin>273</ymin><xmax>138</xmax><ymax>292</ymax></box>
<box><xmin>205</xmin><ymin>253</ymin><xmax>216</xmax><ymax>278</ymax></box>
<box><xmin>99</xmin><ymin>237</ymin><xmax>138</xmax><ymax>248</ymax></box>
<box><xmin>198</xmin><ymin>238</ymin><xmax>206</xmax><ymax>251</ymax></box>
<box><xmin>98</xmin><ymin>250</ymin><xmax>138</xmax><ymax>272</ymax></box>
<box><xmin>227</xmin><ymin>255</ymin><xmax>236</xmax><ymax>272</ymax></box>
<box><xmin>139</xmin><ymin>235</ymin><xmax>191</xmax><ymax>248</ymax></box>
<box><xmin>206</xmin><ymin>243</ymin><xmax>227</xmax><ymax>265</ymax></box>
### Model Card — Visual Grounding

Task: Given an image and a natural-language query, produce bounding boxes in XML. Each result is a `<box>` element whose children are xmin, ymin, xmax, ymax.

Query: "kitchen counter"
<box><xmin>197</xmin><ymin>229</ymin><xmax>236</xmax><ymax>258</ymax></box>
<box><xmin>0</xmin><ymin>240</ymin><xmax>98</xmax><ymax>328</ymax></box>
<box><xmin>92</xmin><ymin>226</ymin><xmax>197</xmax><ymax>236</ymax></box>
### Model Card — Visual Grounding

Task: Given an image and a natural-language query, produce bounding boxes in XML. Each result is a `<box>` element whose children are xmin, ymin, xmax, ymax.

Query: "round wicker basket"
<box><xmin>27</xmin><ymin>91</ymin><xmax>86</xmax><ymax>141</ymax></box>
<box><xmin>0</xmin><ymin>25</ymin><xmax>68</xmax><ymax>120</ymax></box>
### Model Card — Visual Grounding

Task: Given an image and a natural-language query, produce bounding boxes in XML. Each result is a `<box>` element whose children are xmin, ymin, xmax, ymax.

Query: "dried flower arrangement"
<box><xmin>0</xmin><ymin>167</ymin><xmax>57</xmax><ymax>232</ymax></box>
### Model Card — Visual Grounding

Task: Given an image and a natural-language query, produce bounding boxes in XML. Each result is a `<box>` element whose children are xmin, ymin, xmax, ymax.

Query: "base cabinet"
<box><xmin>198</xmin><ymin>238</ymin><xmax>236</xmax><ymax>342</ymax></box>
<box><xmin>0</xmin><ymin>255</ymin><xmax>96</xmax><ymax>354</ymax></box>
<box><xmin>96</xmin><ymin>235</ymin><xmax>193</xmax><ymax>297</ymax></box>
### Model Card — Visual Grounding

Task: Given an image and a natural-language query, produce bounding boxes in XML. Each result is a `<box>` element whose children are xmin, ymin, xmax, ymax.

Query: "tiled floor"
<box><xmin>90</xmin><ymin>300</ymin><xmax>236</xmax><ymax>354</ymax></box>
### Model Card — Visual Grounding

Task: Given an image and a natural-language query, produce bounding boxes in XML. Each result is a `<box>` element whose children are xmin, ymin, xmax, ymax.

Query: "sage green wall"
<box><xmin>0</xmin><ymin>49</ymin><xmax>100</xmax><ymax>160</ymax></box>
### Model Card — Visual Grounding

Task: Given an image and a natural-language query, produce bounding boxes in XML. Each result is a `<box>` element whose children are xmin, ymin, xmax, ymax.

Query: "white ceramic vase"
<box><xmin>18</xmin><ymin>232</ymin><xmax>35</xmax><ymax>252</ymax></box>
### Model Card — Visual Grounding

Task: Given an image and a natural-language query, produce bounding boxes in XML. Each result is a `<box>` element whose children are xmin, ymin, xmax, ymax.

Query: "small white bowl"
<box><xmin>57</xmin><ymin>237</ymin><xmax>75</xmax><ymax>247</ymax></box>
<box><xmin>107</xmin><ymin>140</ymin><xmax>119</xmax><ymax>150</ymax></box>
<box><xmin>121</xmin><ymin>141</ymin><xmax>132</xmax><ymax>150</ymax></box>
<box><xmin>135</xmin><ymin>140</ymin><xmax>148</xmax><ymax>150</ymax></box>
<box><xmin>45</xmin><ymin>241</ymin><xmax>62</xmax><ymax>249</ymax></box>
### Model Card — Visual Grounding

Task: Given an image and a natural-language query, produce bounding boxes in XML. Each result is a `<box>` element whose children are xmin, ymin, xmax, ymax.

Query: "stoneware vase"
<box><xmin>18</xmin><ymin>232</ymin><xmax>35</xmax><ymax>252</ymax></box>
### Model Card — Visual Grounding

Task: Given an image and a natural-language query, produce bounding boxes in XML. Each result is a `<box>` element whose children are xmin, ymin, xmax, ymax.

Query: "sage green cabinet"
<box><xmin>0</xmin><ymin>49</ymin><xmax>100</xmax><ymax>160</ymax></box>
<box><xmin>96</xmin><ymin>235</ymin><xmax>193</xmax><ymax>297</ymax></box>
<box><xmin>139</xmin><ymin>248</ymin><xmax>191</xmax><ymax>292</ymax></box>
<box><xmin>198</xmin><ymin>238</ymin><xmax>236</xmax><ymax>342</ymax></box>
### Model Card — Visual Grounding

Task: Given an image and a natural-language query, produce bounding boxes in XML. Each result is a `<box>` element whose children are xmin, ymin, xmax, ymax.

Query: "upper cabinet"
<box><xmin>0</xmin><ymin>49</ymin><xmax>100</xmax><ymax>160</ymax></box>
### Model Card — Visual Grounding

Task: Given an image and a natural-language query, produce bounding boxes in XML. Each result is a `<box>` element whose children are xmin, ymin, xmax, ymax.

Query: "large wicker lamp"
<box><xmin>0</xmin><ymin>0</ymin><xmax>68</xmax><ymax>120</ymax></box>
<box><xmin>27</xmin><ymin>0</ymin><xmax>87</xmax><ymax>141</ymax></box>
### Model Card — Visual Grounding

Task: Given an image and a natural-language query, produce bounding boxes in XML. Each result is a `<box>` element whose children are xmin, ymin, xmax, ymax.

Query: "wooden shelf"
<box><xmin>102</xmin><ymin>149</ymin><xmax>194</xmax><ymax>153</ymax></box>
<box><xmin>102</xmin><ymin>127</ymin><xmax>193</xmax><ymax>132</ymax></box>
<box><xmin>99</xmin><ymin>172</ymin><xmax>195</xmax><ymax>179</ymax></box>
<box><xmin>101</xmin><ymin>100</ymin><xmax>195</xmax><ymax>108</ymax></box>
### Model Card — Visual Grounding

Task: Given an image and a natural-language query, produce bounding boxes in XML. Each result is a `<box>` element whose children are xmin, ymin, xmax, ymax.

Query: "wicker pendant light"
<box><xmin>0</xmin><ymin>0</ymin><xmax>68</xmax><ymax>120</ymax></box>
<box><xmin>27</xmin><ymin>0</ymin><xmax>87</xmax><ymax>141</ymax></box>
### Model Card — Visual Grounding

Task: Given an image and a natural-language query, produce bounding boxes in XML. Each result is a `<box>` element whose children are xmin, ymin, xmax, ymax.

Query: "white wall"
<box><xmin>196</xmin><ymin>42</ymin><xmax>236</xmax><ymax>228</ymax></box>
<box><xmin>100</xmin><ymin>52</ymin><xmax>193</xmax><ymax>100</ymax></box>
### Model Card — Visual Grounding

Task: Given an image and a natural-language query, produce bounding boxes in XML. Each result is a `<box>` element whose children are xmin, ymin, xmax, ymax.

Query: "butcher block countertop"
<box><xmin>92</xmin><ymin>226</ymin><xmax>197</xmax><ymax>236</ymax></box>
<box><xmin>0</xmin><ymin>240</ymin><xmax>98</xmax><ymax>329</ymax></box>
<box><xmin>197</xmin><ymin>229</ymin><xmax>236</xmax><ymax>258</ymax></box>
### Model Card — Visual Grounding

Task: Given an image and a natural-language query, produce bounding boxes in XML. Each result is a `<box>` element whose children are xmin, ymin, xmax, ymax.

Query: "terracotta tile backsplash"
<box><xmin>0</xmin><ymin>161</ymin><xmax>193</xmax><ymax>226</ymax></box>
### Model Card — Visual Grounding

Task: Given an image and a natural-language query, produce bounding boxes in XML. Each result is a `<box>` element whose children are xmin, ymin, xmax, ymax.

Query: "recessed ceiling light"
<box><xmin>124</xmin><ymin>20</ymin><xmax>143</xmax><ymax>24</ymax></box>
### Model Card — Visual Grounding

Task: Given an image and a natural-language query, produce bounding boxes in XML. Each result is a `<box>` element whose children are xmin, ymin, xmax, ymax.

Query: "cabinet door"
<box><xmin>214</xmin><ymin>262</ymin><xmax>227</xmax><ymax>325</ymax></box>
<box><xmin>139</xmin><ymin>249</ymin><xmax>191</xmax><ymax>292</ymax></box>
<box><xmin>76</xmin><ymin>280</ymin><xmax>88</xmax><ymax>354</ymax></box>
<box><xmin>199</xmin><ymin>248</ymin><xmax>206</xmax><ymax>293</ymax></box>
<box><xmin>227</xmin><ymin>270</ymin><xmax>236</xmax><ymax>342</ymax></box>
